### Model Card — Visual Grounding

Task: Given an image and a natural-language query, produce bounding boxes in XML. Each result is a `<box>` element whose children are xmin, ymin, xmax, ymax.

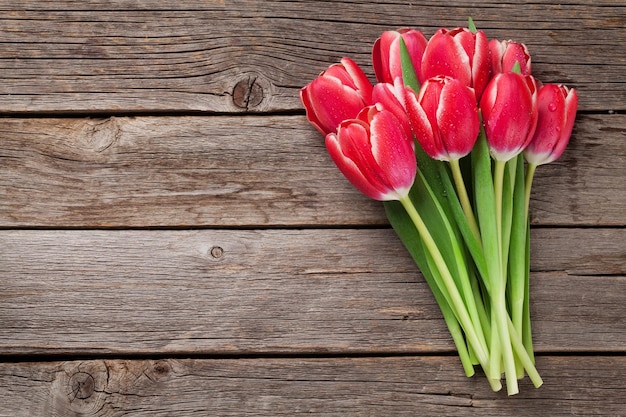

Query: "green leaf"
<box><xmin>393</xmin><ymin>165</ymin><xmax>490</xmax><ymax>355</ymax></box>
<box><xmin>384</xmin><ymin>199</ymin><xmax>474</xmax><ymax>376</ymax></box>
<box><xmin>400</xmin><ymin>37</ymin><xmax>420</xmax><ymax>92</ymax></box>
<box><xmin>419</xmin><ymin>236</ymin><xmax>476</xmax><ymax>377</ymax></box>
<box><xmin>468</xmin><ymin>17</ymin><xmax>477</xmax><ymax>33</ymax></box>
<box><xmin>437</xmin><ymin>161</ymin><xmax>488</xmax><ymax>281</ymax></box>
<box><xmin>471</xmin><ymin>130</ymin><xmax>499</xmax><ymax>294</ymax></box>
<box><xmin>512</xmin><ymin>61</ymin><xmax>522</xmax><ymax>74</ymax></box>
<box><xmin>473</xmin><ymin>136</ymin><xmax>519</xmax><ymax>394</ymax></box>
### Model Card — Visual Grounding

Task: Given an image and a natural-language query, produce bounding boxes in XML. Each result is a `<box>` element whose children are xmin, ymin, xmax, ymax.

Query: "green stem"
<box><xmin>471</xmin><ymin>271</ymin><xmax>491</xmax><ymax>343</ymax></box>
<box><xmin>523</xmin><ymin>162</ymin><xmax>538</xmax><ymax>362</ymax></box>
<box><xmin>522</xmin><ymin>222</ymin><xmax>535</xmax><ymax>363</ymax></box>
<box><xmin>488</xmin><ymin>308</ymin><xmax>501</xmax><ymax>382</ymax></box>
<box><xmin>399</xmin><ymin>195</ymin><xmax>490</xmax><ymax>369</ymax></box>
<box><xmin>508</xmin><ymin>154</ymin><xmax>527</xmax><ymax>378</ymax></box>
<box><xmin>500</xmin><ymin>158</ymin><xmax>516</xmax><ymax>283</ymax></box>
<box><xmin>418</xmin><ymin>169</ymin><xmax>489</xmax><ymax>363</ymax></box>
<box><xmin>449</xmin><ymin>159</ymin><xmax>481</xmax><ymax>242</ymax></box>
<box><xmin>524</xmin><ymin>163</ymin><xmax>537</xmax><ymax>222</ymax></box>
<box><xmin>421</xmin><ymin>240</ymin><xmax>501</xmax><ymax>392</ymax></box>
<box><xmin>493</xmin><ymin>293</ymin><xmax>519</xmax><ymax>395</ymax></box>
<box><xmin>423</xmin><ymin>257</ymin><xmax>475</xmax><ymax>378</ymax></box>
<box><xmin>494</xmin><ymin>160</ymin><xmax>506</xmax><ymax>277</ymax></box>
<box><xmin>507</xmin><ymin>317</ymin><xmax>543</xmax><ymax>388</ymax></box>
<box><xmin>493</xmin><ymin>159</ymin><xmax>519</xmax><ymax>395</ymax></box>
<box><xmin>421</xmin><ymin>242</ymin><xmax>475</xmax><ymax>377</ymax></box>
<box><xmin>446</xmin><ymin>312</ymin><xmax>476</xmax><ymax>377</ymax></box>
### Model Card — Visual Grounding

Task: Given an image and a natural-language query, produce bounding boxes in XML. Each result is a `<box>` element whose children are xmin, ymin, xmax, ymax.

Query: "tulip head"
<box><xmin>421</xmin><ymin>27</ymin><xmax>490</xmax><ymax>99</ymax></box>
<box><xmin>371</xmin><ymin>77</ymin><xmax>413</xmax><ymax>141</ymax></box>
<box><xmin>524</xmin><ymin>84</ymin><xmax>578</xmax><ymax>165</ymax></box>
<box><xmin>325</xmin><ymin>104</ymin><xmax>417</xmax><ymax>201</ymax></box>
<box><xmin>489</xmin><ymin>39</ymin><xmax>532</xmax><ymax>76</ymax></box>
<box><xmin>300</xmin><ymin>57</ymin><xmax>373</xmax><ymax>135</ymax></box>
<box><xmin>480</xmin><ymin>72</ymin><xmax>539</xmax><ymax>161</ymax></box>
<box><xmin>372</xmin><ymin>28</ymin><xmax>428</xmax><ymax>84</ymax></box>
<box><xmin>405</xmin><ymin>76</ymin><xmax>479</xmax><ymax>161</ymax></box>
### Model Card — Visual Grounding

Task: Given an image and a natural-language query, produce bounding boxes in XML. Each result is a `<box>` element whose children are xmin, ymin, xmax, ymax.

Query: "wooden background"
<box><xmin>1</xmin><ymin>1</ymin><xmax>625</xmax><ymax>415</ymax></box>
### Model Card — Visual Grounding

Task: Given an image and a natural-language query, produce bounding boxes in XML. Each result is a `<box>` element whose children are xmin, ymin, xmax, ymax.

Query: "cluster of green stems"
<box><xmin>386</xmin><ymin>130</ymin><xmax>542</xmax><ymax>394</ymax></box>
<box><xmin>384</xmin><ymin>37</ymin><xmax>543</xmax><ymax>394</ymax></box>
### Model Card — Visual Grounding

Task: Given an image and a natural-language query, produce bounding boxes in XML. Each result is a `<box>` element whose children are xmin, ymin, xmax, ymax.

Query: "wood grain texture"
<box><xmin>0</xmin><ymin>1</ymin><xmax>623</xmax><ymax>113</ymax></box>
<box><xmin>0</xmin><ymin>2</ymin><xmax>624</xmax><ymax>412</ymax></box>
<box><xmin>1</xmin><ymin>114</ymin><xmax>624</xmax><ymax>227</ymax></box>
<box><xmin>0</xmin><ymin>356</ymin><xmax>624</xmax><ymax>416</ymax></box>
<box><xmin>1</xmin><ymin>229</ymin><xmax>624</xmax><ymax>356</ymax></box>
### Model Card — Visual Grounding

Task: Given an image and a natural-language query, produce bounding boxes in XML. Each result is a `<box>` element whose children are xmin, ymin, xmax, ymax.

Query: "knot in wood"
<box><xmin>232</xmin><ymin>77</ymin><xmax>264</xmax><ymax>110</ymax></box>
<box><xmin>152</xmin><ymin>360</ymin><xmax>171</xmax><ymax>376</ymax></box>
<box><xmin>79</xmin><ymin>117</ymin><xmax>121</xmax><ymax>153</ymax></box>
<box><xmin>210</xmin><ymin>245</ymin><xmax>224</xmax><ymax>259</ymax></box>
<box><xmin>69</xmin><ymin>371</ymin><xmax>95</xmax><ymax>400</ymax></box>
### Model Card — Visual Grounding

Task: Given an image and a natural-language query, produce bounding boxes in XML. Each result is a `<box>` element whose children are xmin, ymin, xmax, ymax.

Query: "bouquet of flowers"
<box><xmin>300</xmin><ymin>19</ymin><xmax>577</xmax><ymax>395</ymax></box>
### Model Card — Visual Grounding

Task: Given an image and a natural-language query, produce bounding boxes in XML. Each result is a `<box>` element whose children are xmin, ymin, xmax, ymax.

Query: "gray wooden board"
<box><xmin>0</xmin><ymin>1</ymin><xmax>624</xmax><ymax>113</ymax></box>
<box><xmin>1</xmin><ymin>114</ymin><xmax>624</xmax><ymax>227</ymax></box>
<box><xmin>0</xmin><ymin>356</ymin><xmax>624</xmax><ymax>416</ymax></box>
<box><xmin>1</xmin><ymin>229</ymin><xmax>624</xmax><ymax>355</ymax></box>
<box><xmin>1</xmin><ymin>1</ymin><xmax>624</xmax><ymax>413</ymax></box>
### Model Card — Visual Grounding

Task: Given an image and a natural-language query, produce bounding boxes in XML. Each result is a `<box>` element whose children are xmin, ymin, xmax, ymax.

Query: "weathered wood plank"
<box><xmin>1</xmin><ymin>114</ymin><xmax>623</xmax><ymax>227</ymax></box>
<box><xmin>0</xmin><ymin>1</ymin><xmax>623</xmax><ymax>113</ymax></box>
<box><xmin>1</xmin><ymin>229</ymin><xmax>624</xmax><ymax>355</ymax></box>
<box><xmin>0</xmin><ymin>356</ymin><xmax>623</xmax><ymax>416</ymax></box>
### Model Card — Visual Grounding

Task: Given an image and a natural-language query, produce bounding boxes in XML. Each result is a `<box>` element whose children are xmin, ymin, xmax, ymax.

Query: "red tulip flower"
<box><xmin>489</xmin><ymin>39</ymin><xmax>532</xmax><ymax>76</ymax></box>
<box><xmin>300</xmin><ymin>57</ymin><xmax>373</xmax><ymax>135</ymax></box>
<box><xmin>405</xmin><ymin>76</ymin><xmax>480</xmax><ymax>161</ymax></box>
<box><xmin>371</xmin><ymin>77</ymin><xmax>413</xmax><ymax>141</ymax></box>
<box><xmin>480</xmin><ymin>72</ymin><xmax>539</xmax><ymax>161</ymax></box>
<box><xmin>524</xmin><ymin>84</ymin><xmax>578</xmax><ymax>165</ymax></box>
<box><xmin>373</xmin><ymin>28</ymin><xmax>428</xmax><ymax>84</ymax></box>
<box><xmin>325</xmin><ymin>104</ymin><xmax>416</xmax><ymax>201</ymax></box>
<box><xmin>421</xmin><ymin>27</ymin><xmax>490</xmax><ymax>99</ymax></box>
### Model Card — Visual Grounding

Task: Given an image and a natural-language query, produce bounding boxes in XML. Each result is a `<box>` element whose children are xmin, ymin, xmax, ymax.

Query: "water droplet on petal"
<box><xmin>548</xmin><ymin>102</ymin><xmax>558</xmax><ymax>112</ymax></box>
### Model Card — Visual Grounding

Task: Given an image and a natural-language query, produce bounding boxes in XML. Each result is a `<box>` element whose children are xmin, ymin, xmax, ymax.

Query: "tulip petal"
<box><xmin>406</xmin><ymin>86</ymin><xmax>440</xmax><ymax>159</ymax></box>
<box><xmin>399</xmin><ymin>28</ymin><xmax>428</xmax><ymax>83</ymax></box>
<box><xmin>525</xmin><ymin>85</ymin><xmax>578</xmax><ymax>165</ymax></box>
<box><xmin>373</xmin><ymin>29</ymin><xmax>427</xmax><ymax>84</ymax></box>
<box><xmin>422</xmin><ymin>29</ymin><xmax>471</xmax><ymax>87</ymax></box>
<box><xmin>369</xmin><ymin>110</ymin><xmax>416</xmax><ymax>197</ymax></box>
<box><xmin>481</xmin><ymin>73</ymin><xmax>536</xmax><ymax>161</ymax></box>
<box><xmin>325</xmin><ymin>105</ymin><xmax>417</xmax><ymax>201</ymax></box>
<box><xmin>437</xmin><ymin>80</ymin><xmax>479</xmax><ymax>159</ymax></box>
<box><xmin>471</xmin><ymin>30</ymin><xmax>490</xmax><ymax>98</ymax></box>
<box><xmin>339</xmin><ymin>57</ymin><xmax>373</xmax><ymax>103</ymax></box>
<box><xmin>372</xmin><ymin>79</ymin><xmax>413</xmax><ymax>141</ymax></box>
<box><xmin>325</xmin><ymin>128</ymin><xmax>387</xmax><ymax>201</ymax></box>
<box><xmin>373</xmin><ymin>31</ymin><xmax>397</xmax><ymax>83</ymax></box>
<box><xmin>489</xmin><ymin>38</ymin><xmax>532</xmax><ymax>86</ymax></box>
<box><xmin>302</xmin><ymin>76</ymin><xmax>367</xmax><ymax>135</ymax></box>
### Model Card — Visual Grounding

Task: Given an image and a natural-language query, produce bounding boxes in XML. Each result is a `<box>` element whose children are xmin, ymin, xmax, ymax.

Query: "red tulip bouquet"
<box><xmin>300</xmin><ymin>19</ymin><xmax>577</xmax><ymax>395</ymax></box>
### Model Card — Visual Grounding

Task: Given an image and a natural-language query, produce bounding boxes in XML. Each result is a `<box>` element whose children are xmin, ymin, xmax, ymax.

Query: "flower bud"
<box><xmin>325</xmin><ymin>104</ymin><xmax>416</xmax><ymax>201</ymax></box>
<box><xmin>524</xmin><ymin>84</ymin><xmax>578</xmax><ymax>165</ymax></box>
<box><xmin>405</xmin><ymin>76</ymin><xmax>479</xmax><ymax>161</ymax></box>
<box><xmin>371</xmin><ymin>77</ymin><xmax>413</xmax><ymax>141</ymax></box>
<box><xmin>372</xmin><ymin>28</ymin><xmax>428</xmax><ymax>84</ymax></box>
<box><xmin>300</xmin><ymin>57</ymin><xmax>373</xmax><ymax>135</ymax></box>
<box><xmin>489</xmin><ymin>39</ymin><xmax>532</xmax><ymax>75</ymax></box>
<box><xmin>480</xmin><ymin>72</ymin><xmax>538</xmax><ymax>161</ymax></box>
<box><xmin>421</xmin><ymin>27</ymin><xmax>490</xmax><ymax>99</ymax></box>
